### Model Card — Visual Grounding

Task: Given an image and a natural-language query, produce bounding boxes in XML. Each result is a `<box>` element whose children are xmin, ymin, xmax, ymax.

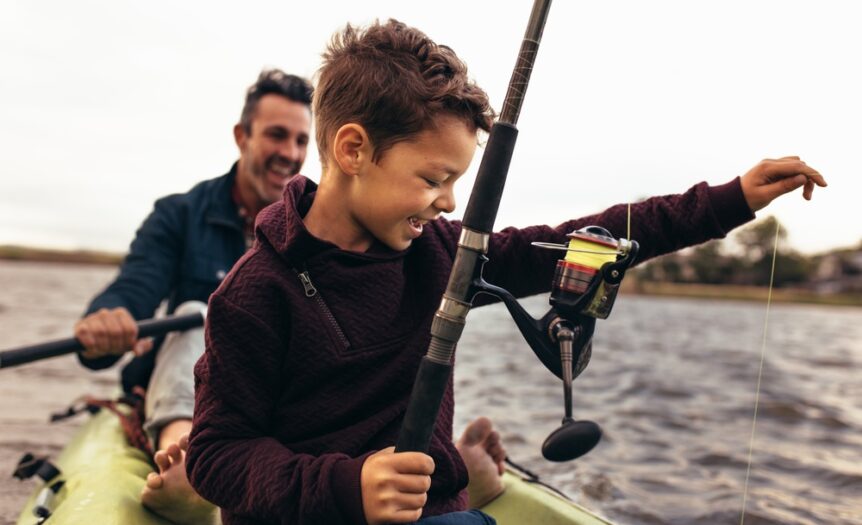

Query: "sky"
<box><xmin>0</xmin><ymin>0</ymin><xmax>859</xmax><ymax>255</ymax></box>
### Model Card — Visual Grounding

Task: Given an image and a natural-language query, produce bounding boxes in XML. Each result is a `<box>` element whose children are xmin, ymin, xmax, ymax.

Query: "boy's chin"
<box><xmin>376</xmin><ymin>234</ymin><xmax>413</xmax><ymax>252</ymax></box>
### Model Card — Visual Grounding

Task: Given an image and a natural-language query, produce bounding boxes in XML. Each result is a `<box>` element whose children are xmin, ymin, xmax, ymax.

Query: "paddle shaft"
<box><xmin>395</xmin><ymin>0</ymin><xmax>553</xmax><ymax>453</ymax></box>
<box><xmin>0</xmin><ymin>312</ymin><xmax>205</xmax><ymax>369</ymax></box>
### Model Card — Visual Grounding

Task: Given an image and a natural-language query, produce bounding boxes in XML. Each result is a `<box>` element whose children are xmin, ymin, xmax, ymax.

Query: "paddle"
<box><xmin>0</xmin><ymin>312</ymin><xmax>205</xmax><ymax>369</ymax></box>
<box><xmin>396</xmin><ymin>0</ymin><xmax>553</xmax><ymax>453</ymax></box>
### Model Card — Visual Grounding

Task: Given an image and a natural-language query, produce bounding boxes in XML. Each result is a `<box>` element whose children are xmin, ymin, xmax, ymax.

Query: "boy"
<box><xmin>185</xmin><ymin>19</ymin><xmax>825</xmax><ymax>525</ymax></box>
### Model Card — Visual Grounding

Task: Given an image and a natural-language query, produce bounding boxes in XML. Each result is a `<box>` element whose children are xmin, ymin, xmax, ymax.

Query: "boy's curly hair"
<box><xmin>314</xmin><ymin>19</ymin><xmax>494</xmax><ymax>166</ymax></box>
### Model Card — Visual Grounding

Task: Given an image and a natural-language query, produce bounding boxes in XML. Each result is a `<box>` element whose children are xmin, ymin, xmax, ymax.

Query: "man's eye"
<box><xmin>423</xmin><ymin>178</ymin><xmax>440</xmax><ymax>188</ymax></box>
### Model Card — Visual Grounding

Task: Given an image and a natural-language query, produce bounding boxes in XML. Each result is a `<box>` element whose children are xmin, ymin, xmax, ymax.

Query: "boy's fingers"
<box><xmin>777</xmin><ymin>174</ymin><xmax>808</xmax><ymax>195</ymax></box>
<box><xmin>394</xmin><ymin>492</ymin><xmax>427</xmax><ymax>511</ymax></box>
<box><xmin>393</xmin><ymin>452</ymin><xmax>435</xmax><ymax>475</ymax></box>
<box><xmin>394</xmin><ymin>473</ymin><xmax>432</xmax><ymax>494</ymax></box>
<box><xmin>803</xmin><ymin>179</ymin><xmax>815</xmax><ymax>200</ymax></box>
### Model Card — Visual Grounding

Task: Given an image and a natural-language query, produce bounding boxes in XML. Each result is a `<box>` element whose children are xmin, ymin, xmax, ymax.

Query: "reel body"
<box><xmin>471</xmin><ymin>226</ymin><xmax>638</xmax><ymax>461</ymax></box>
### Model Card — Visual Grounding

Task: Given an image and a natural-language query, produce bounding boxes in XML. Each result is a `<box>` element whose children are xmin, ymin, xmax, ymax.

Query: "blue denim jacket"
<box><xmin>79</xmin><ymin>164</ymin><xmax>246</xmax><ymax>392</ymax></box>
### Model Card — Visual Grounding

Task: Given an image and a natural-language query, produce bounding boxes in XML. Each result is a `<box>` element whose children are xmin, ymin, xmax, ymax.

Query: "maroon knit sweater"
<box><xmin>186</xmin><ymin>175</ymin><xmax>753</xmax><ymax>525</ymax></box>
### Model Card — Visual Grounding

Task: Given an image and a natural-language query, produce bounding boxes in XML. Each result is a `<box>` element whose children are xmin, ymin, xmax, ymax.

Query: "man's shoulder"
<box><xmin>148</xmin><ymin>170</ymin><xmax>233</xmax><ymax>220</ymax></box>
<box><xmin>213</xmin><ymin>243</ymin><xmax>294</xmax><ymax>312</ymax></box>
<box><xmin>157</xmin><ymin>171</ymin><xmax>232</xmax><ymax>204</ymax></box>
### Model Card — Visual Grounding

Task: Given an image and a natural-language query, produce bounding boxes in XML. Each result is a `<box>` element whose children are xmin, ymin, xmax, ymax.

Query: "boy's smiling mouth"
<box><xmin>408</xmin><ymin>216</ymin><xmax>427</xmax><ymax>237</ymax></box>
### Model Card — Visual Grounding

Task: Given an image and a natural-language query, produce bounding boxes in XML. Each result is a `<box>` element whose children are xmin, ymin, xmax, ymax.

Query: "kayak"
<box><xmin>15</xmin><ymin>408</ymin><xmax>613</xmax><ymax>525</ymax></box>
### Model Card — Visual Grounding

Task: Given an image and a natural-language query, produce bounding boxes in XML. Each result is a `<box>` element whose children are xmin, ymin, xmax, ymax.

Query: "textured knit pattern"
<box><xmin>187</xmin><ymin>175</ymin><xmax>753</xmax><ymax>525</ymax></box>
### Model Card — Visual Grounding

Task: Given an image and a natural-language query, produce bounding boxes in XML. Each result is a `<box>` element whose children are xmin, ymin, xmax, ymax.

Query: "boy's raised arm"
<box><xmin>186</xmin><ymin>293</ymin><xmax>370</xmax><ymax>525</ymax></box>
<box><xmin>481</xmin><ymin>157</ymin><xmax>825</xmax><ymax>299</ymax></box>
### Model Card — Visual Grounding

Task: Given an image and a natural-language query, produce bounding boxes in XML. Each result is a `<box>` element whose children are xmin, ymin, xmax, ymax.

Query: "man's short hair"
<box><xmin>240</xmin><ymin>69</ymin><xmax>313</xmax><ymax>134</ymax></box>
<box><xmin>314</xmin><ymin>19</ymin><xmax>494</xmax><ymax>166</ymax></box>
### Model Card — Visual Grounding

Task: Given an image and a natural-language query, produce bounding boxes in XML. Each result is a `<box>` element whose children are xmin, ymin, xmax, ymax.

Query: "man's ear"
<box><xmin>332</xmin><ymin>123</ymin><xmax>371</xmax><ymax>177</ymax></box>
<box><xmin>233</xmin><ymin>123</ymin><xmax>247</xmax><ymax>150</ymax></box>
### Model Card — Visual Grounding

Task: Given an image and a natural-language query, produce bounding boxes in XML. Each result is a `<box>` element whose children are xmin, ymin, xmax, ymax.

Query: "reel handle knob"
<box><xmin>541</xmin><ymin>419</ymin><xmax>602</xmax><ymax>462</ymax></box>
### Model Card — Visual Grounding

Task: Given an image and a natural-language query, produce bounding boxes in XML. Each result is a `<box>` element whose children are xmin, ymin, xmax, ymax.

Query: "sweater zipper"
<box><xmin>296</xmin><ymin>268</ymin><xmax>350</xmax><ymax>350</ymax></box>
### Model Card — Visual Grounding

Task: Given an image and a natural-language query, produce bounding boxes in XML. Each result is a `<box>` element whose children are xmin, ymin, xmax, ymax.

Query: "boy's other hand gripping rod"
<box><xmin>396</xmin><ymin>0</ymin><xmax>553</xmax><ymax>453</ymax></box>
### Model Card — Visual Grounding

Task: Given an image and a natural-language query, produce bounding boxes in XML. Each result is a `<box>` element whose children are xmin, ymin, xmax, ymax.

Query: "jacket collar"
<box><xmin>205</xmin><ymin>162</ymin><xmax>243</xmax><ymax>231</ymax></box>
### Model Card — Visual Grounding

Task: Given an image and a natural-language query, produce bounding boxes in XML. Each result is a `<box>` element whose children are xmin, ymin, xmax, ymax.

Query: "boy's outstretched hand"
<box><xmin>740</xmin><ymin>156</ymin><xmax>827</xmax><ymax>212</ymax></box>
<box><xmin>361</xmin><ymin>447</ymin><xmax>435</xmax><ymax>524</ymax></box>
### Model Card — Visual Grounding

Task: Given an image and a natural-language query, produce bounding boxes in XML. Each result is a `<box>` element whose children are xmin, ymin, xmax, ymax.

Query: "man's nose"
<box><xmin>279</xmin><ymin>140</ymin><xmax>301</xmax><ymax>161</ymax></box>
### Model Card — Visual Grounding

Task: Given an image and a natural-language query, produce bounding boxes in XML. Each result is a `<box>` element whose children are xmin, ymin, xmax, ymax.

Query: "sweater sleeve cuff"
<box><xmin>707</xmin><ymin>176</ymin><xmax>755</xmax><ymax>235</ymax></box>
<box><xmin>331</xmin><ymin>453</ymin><xmax>373</xmax><ymax>525</ymax></box>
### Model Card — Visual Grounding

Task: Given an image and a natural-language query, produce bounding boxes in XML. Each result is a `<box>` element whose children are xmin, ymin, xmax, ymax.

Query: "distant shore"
<box><xmin>0</xmin><ymin>245</ymin><xmax>123</xmax><ymax>265</ymax></box>
<box><xmin>2</xmin><ymin>245</ymin><xmax>859</xmax><ymax>307</ymax></box>
<box><xmin>622</xmin><ymin>278</ymin><xmax>862</xmax><ymax>307</ymax></box>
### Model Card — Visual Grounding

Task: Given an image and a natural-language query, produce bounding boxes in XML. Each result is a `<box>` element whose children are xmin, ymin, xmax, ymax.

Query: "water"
<box><xmin>455</xmin><ymin>294</ymin><xmax>862</xmax><ymax>524</ymax></box>
<box><xmin>1</xmin><ymin>260</ymin><xmax>860</xmax><ymax>524</ymax></box>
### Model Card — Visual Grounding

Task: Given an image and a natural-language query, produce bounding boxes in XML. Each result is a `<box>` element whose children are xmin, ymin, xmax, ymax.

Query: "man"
<box><xmin>74</xmin><ymin>69</ymin><xmax>313</xmax><ymax>523</ymax></box>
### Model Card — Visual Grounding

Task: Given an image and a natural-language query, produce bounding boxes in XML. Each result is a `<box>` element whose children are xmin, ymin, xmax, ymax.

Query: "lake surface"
<box><xmin>1</xmin><ymin>260</ymin><xmax>860</xmax><ymax>524</ymax></box>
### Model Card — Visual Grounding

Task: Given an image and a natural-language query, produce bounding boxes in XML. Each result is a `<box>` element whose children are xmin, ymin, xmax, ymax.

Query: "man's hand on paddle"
<box><xmin>74</xmin><ymin>307</ymin><xmax>153</xmax><ymax>359</ymax></box>
<box><xmin>361</xmin><ymin>447</ymin><xmax>434</xmax><ymax>524</ymax></box>
<box><xmin>740</xmin><ymin>156</ymin><xmax>827</xmax><ymax>212</ymax></box>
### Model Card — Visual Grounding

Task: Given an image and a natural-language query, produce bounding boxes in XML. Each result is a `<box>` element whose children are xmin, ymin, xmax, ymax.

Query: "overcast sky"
<box><xmin>1</xmin><ymin>0</ymin><xmax>858</xmax><ymax>255</ymax></box>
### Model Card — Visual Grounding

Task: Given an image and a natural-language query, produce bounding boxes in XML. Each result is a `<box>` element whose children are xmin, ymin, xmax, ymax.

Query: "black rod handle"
<box><xmin>0</xmin><ymin>312</ymin><xmax>205</xmax><ymax>369</ymax></box>
<box><xmin>395</xmin><ymin>357</ymin><xmax>453</xmax><ymax>453</ymax></box>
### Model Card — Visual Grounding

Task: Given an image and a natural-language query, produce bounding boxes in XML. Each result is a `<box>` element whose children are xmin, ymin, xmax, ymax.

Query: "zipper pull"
<box><xmin>298</xmin><ymin>271</ymin><xmax>317</xmax><ymax>297</ymax></box>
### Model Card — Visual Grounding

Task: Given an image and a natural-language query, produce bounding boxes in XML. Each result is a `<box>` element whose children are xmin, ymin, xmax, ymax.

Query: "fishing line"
<box><xmin>627</xmin><ymin>202</ymin><xmax>631</xmax><ymax>241</ymax></box>
<box><xmin>739</xmin><ymin>220</ymin><xmax>781</xmax><ymax>525</ymax></box>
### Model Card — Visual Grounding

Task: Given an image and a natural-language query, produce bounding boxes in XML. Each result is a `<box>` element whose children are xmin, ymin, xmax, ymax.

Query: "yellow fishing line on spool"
<box><xmin>564</xmin><ymin>236</ymin><xmax>617</xmax><ymax>269</ymax></box>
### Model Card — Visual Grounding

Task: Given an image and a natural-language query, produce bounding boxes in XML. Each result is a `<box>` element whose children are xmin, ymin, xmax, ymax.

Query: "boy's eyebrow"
<box><xmin>426</xmin><ymin>162</ymin><xmax>459</xmax><ymax>176</ymax></box>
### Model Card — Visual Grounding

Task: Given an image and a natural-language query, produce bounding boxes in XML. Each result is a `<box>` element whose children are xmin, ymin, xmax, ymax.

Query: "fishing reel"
<box><xmin>472</xmin><ymin>226</ymin><xmax>638</xmax><ymax>462</ymax></box>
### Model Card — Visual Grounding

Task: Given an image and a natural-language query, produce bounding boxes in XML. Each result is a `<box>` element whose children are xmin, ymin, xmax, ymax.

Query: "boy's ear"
<box><xmin>332</xmin><ymin>123</ymin><xmax>371</xmax><ymax>177</ymax></box>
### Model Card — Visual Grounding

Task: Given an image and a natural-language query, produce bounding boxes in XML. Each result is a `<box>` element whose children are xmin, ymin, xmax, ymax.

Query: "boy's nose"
<box><xmin>435</xmin><ymin>188</ymin><xmax>456</xmax><ymax>214</ymax></box>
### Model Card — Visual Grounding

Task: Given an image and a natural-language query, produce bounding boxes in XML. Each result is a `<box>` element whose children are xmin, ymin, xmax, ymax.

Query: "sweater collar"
<box><xmin>256</xmin><ymin>175</ymin><xmax>405</xmax><ymax>265</ymax></box>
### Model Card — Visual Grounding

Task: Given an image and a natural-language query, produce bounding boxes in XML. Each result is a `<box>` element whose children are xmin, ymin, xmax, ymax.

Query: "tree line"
<box><xmin>635</xmin><ymin>216</ymin><xmax>860</xmax><ymax>288</ymax></box>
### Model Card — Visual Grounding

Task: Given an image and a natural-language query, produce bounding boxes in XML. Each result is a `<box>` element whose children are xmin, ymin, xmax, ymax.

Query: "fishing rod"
<box><xmin>0</xmin><ymin>312</ymin><xmax>204</xmax><ymax>369</ymax></box>
<box><xmin>395</xmin><ymin>0</ymin><xmax>554</xmax><ymax>455</ymax></box>
<box><xmin>395</xmin><ymin>0</ymin><xmax>641</xmax><ymax>462</ymax></box>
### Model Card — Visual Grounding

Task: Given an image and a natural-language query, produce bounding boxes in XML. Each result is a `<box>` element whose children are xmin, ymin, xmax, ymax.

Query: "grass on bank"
<box><xmin>0</xmin><ymin>245</ymin><xmax>123</xmax><ymax>265</ymax></box>
<box><xmin>622</xmin><ymin>278</ymin><xmax>862</xmax><ymax>307</ymax></box>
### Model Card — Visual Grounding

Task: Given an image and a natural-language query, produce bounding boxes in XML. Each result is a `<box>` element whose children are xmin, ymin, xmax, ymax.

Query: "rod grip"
<box><xmin>462</xmin><ymin>123</ymin><xmax>519</xmax><ymax>233</ymax></box>
<box><xmin>395</xmin><ymin>356</ymin><xmax>453</xmax><ymax>453</ymax></box>
<box><xmin>0</xmin><ymin>312</ymin><xmax>205</xmax><ymax>369</ymax></box>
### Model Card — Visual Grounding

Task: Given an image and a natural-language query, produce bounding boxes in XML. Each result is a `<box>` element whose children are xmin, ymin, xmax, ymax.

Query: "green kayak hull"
<box><xmin>16</xmin><ymin>410</ymin><xmax>612</xmax><ymax>525</ymax></box>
